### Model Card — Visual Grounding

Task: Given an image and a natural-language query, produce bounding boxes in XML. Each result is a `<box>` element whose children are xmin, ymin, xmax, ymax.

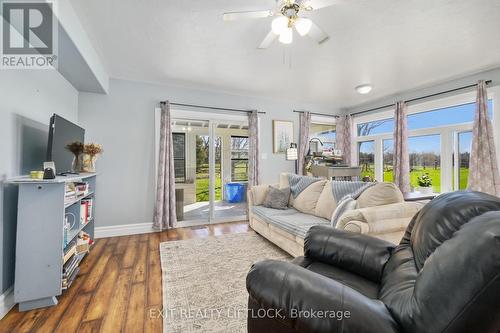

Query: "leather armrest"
<box><xmin>247</xmin><ymin>260</ymin><xmax>399</xmax><ymax>333</ymax></box>
<box><xmin>304</xmin><ymin>225</ymin><xmax>395</xmax><ymax>282</ymax></box>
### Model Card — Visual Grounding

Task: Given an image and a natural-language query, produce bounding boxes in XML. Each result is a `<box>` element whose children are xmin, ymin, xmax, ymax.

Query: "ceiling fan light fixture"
<box><xmin>355</xmin><ymin>84</ymin><xmax>373</xmax><ymax>95</ymax></box>
<box><xmin>295</xmin><ymin>17</ymin><xmax>312</xmax><ymax>36</ymax></box>
<box><xmin>279</xmin><ymin>27</ymin><xmax>293</xmax><ymax>44</ymax></box>
<box><xmin>272</xmin><ymin>16</ymin><xmax>289</xmax><ymax>35</ymax></box>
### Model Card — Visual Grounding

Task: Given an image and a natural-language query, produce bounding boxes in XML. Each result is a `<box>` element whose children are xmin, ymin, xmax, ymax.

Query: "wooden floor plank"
<box><xmin>54</xmin><ymin>293</ymin><xmax>92</xmax><ymax>333</ymax></box>
<box><xmin>81</xmin><ymin>245</ymin><xmax>113</xmax><ymax>294</ymax></box>
<box><xmin>76</xmin><ymin>319</ymin><xmax>102</xmax><ymax>333</ymax></box>
<box><xmin>0</xmin><ymin>221</ymin><xmax>249</xmax><ymax>333</ymax></box>
<box><xmin>82</xmin><ymin>255</ymin><xmax>120</xmax><ymax>322</ymax></box>
<box><xmin>100</xmin><ymin>268</ymin><xmax>133</xmax><ymax>332</ymax></box>
<box><xmin>122</xmin><ymin>236</ymin><xmax>138</xmax><ymax>268</ymax></box>
<box><xmin>125</xmin><ymin>283</ymin><xmax>146</xmax><ymax>332</ymax></box>
<box><xmin>133</xmin><ymin>241</ymin><xmax>148</xmax><ymax>283</ymax></box>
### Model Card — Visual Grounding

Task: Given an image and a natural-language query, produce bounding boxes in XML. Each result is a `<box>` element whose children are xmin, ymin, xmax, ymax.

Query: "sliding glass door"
<box><xmin>170</xmin><ymin>113</ymin><xmax>249</xmax><ymax>226</ymax></box>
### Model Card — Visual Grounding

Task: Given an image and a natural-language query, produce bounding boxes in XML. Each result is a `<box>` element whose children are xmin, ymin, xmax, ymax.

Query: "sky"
<box><xmin>358</xmin><ymin>100</ymin><xmax>493</xmax><ymax>154</ymax></box>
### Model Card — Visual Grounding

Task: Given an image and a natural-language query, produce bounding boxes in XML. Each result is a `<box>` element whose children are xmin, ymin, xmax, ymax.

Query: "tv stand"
<box><xmin>7</xmin><ymin>173</ymin><xmax>97</xmax><ymax>311</ymax></box>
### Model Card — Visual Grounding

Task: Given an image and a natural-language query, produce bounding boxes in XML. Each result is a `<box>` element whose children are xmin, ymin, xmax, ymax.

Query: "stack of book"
<box><xmin>75</xmin><ymin>182</ymin><xmax>89</xmax><ymax>197</ymax></box>
<box><xmin>64</xmin><ymin>186</ymin><xmax>76</xmax><ymax>205</ymax></box>
<box><xmin>62</xmin><ymin>253</ymin><xmax>81</xmax><ymax>290</ymax></box>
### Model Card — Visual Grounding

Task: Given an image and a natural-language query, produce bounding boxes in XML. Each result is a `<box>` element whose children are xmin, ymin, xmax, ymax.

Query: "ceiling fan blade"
<box><xmin>223</xmin><ymin>10</ymin><xmax>274</xmax><ymax>21</ymax></box>
<box><xmin>302</xmin><ymin>0</ymin><xmax>343</xmax><ymax>10</ymax></box>
<box><xmin>308</xmin><ymin>21</ymin><xmax>329</xmax><ymax>44</ymax></box>
<box><xmin>257</xmin><ymin>30</ymin><xmax>278</xmax><ymax>49</ymax></box>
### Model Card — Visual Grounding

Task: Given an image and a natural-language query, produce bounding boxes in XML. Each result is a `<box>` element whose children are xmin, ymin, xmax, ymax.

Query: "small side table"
<box><xmin>404</xmin><ymin>192</ymin><xmax>439</xmax><ymax>202</ymax></box>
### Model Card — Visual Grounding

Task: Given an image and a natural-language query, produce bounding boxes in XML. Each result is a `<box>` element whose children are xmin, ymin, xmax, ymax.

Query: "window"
<box><xmin>408</xmin><ymin>100</ymin><xmax>493</xmax><ymax>130</ymax></box>
<box><xmin>230</xmin><ymin>136</ymin><xmax>249</xmax><ymax>181</ymax></box>
<box><xmin>309</xmin><ymin>123</ymin><xmax>336</xmax><ymax>152</ymax></box>
<box><xmin>408</xmin><ymin>135</ymin><xmax>441</xmax><ymax>192</ymax></box>
<box><xmin>383</xmin><ymin>139</ymin><xmax>394</xmax><ymax>182</ymax></box>
<box><xmin>354</xmin><ymin>95</ymin><xmax>494</xmax><ymax>193</ymax></box>
<box><xmin>456</xmin><ymin>131</ymin><xmax>472</xmax><ymax>190</ymax></box>
<box><xmin>358</xmin><ymin>141</ymin><xmax>375</xmax><ymax>180</ymax></box>
<box><xmin>173</xmin><ymin>133</ymin><xmax>186</xmax><ymax>183</ymax></box>
<box><xmin>357</xmin><ymin>118</ymin><xmax>394</xmax><ymax>136</ymax></box>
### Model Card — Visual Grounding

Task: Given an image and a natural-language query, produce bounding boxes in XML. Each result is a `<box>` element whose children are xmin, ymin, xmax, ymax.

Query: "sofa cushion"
<box><xmin>252</xmin><ymin>206</ymin><xmax>330</xmax><ymax>239</ymax></box>
<box><xmin>252</xmin><ymin>205</ymin><xmax>297</xmax><ymax>219</ymax></box>
<box><xmin>263</xmin><ymin>186</ymin><xmax>290</xmax><ymax>210</ymax></box>
<box><xmin>357</xmin><ymin>182</ymin><xmax>403</xmax><ymax>208</ymax></box>
<box><xmin>292</xmin><ymin>180</ymin><xmax>327</xmax><ymax>215</ymax></box>
<box><xmin>250</xmin><ymin>184</ymin><xmax>270</xmax><ymax>206</ymax></box>
<box><xmin>314</xmin><ymin>181</ymin><xmax>337</xmax><ymax>220</ymax></box>
<box><xmin>279</xmin><ymin>173</ymin><xmax>294</xmax><ymax>206</ymax></box>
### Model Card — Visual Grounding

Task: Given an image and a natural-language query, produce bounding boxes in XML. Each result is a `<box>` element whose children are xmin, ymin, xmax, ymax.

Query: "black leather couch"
<box><xmin>246</xmin><ymin>191</ymin><xmax>500</xmax><ymax>333</ymax></box>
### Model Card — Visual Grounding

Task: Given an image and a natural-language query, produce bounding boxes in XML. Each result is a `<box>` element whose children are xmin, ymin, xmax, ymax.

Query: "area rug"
<box><xmin>160</xmin><ymin>232</ymin><xmax>291</xmax><ymax>333</ymax></box>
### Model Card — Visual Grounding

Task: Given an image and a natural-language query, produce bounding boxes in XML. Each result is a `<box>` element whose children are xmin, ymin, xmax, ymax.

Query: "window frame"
<box><xmin>172</xmin><ymin>132</ymin><xmax>187</xmax><ymax>183</ymax></box>
<box><xmin>352</xmin><ymin>88</ymin><xmax>498</xmax><ymax>193</ymax></box>
<box><xmin>230</xmin><ymin>135</ymin><xmax>249</xmax><ymax>182</ymax></box>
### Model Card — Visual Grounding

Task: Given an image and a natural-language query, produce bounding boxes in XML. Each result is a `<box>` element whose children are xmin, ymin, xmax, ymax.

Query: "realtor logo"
<box><xmin>1</xmin><ymin>0</ymin><xmax>58</xmax><ymax>69</ymax></box>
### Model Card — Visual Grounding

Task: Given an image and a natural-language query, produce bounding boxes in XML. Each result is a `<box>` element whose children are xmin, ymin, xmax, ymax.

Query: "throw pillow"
<box><xmin>292</xmin><ymin>180</ymin><xmax>327</xmax><ymax>215</ymax></box>
<box><xmin>263</xmin><ymin>186</ymin><xmax>291</xmax><ymax>210</ymax></box>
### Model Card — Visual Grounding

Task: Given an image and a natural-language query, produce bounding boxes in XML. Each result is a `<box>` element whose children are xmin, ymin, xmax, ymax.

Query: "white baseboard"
<box><xmin>0</xmin><ymin>286</ymin><xmax>15</xmax><ymax>320</ymax></box>
<box><xmin>95</xmin><ymin>222</ymin><xmax>155</xmax><ymax>238</ymax></box>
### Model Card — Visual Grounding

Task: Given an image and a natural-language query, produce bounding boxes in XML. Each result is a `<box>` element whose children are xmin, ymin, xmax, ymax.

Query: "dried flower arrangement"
<box><xmin>81</xmin><ymin>143</ymin><xmax>103</xmax><ymax>173</ymax></box>
<box><xmin>83</xmin><ymin>143</ymin><xmax>103</xmax><ymax>156</ymax></box>
<box><xmin>65</xmin><ymin>141</ymin><xmax>84</xmax><ymax>156</ymax></box>
<box><xmin>65</xmin><ymin>141</ymin><xmax>84</xmax><ymax>172</ymax></box>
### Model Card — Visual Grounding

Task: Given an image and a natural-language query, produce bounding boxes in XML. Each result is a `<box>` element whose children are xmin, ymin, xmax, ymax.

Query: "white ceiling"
<box><xmin>69</xmin><ymin>0</ymin><xmax>500</xmax><ymax>108</ymax></box>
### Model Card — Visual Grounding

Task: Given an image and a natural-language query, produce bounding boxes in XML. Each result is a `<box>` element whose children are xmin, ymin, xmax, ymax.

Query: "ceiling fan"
<box><xmin>223</xmin><ymin>0</ymin><xmax>341</xmax><ymax>49</ymax></box>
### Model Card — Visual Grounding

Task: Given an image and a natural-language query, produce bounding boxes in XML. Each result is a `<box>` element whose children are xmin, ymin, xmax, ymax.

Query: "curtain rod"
<box><xmin>160</xmin><ymin>101</ymin><xmax>266</xmax><ymax>114</ymax></box>
<box><xmin>293</xmin><ymin>110</ymin><xmax>339</xmax><ymax>118</ymax></box>
<box><xmin>350</xmin><ymin>80</ymin><xmax>492</xmax><ymax>117</ymax></box>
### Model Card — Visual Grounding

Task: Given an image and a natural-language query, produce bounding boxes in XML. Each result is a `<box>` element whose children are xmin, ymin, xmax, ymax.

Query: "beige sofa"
<box><xmin>247</xmin><ymin>173</ymin><xmax>425</xmax><ymax>257</ymax></box>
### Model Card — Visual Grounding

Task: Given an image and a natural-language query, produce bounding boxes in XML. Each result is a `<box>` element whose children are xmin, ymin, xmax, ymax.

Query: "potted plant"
<box><xmin>81</xmin><ymin>143</ymin><xmax>103</xmax><ymax>173</ymax></box>
<box><xmin>417</xmin><ymin>173</ymin><xmax>433</xmax><ymax>194</ymax></box>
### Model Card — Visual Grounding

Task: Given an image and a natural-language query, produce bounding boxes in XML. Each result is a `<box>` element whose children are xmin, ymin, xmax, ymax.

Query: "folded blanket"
<box><xmin>288</xmin><ymin>174</ymin><xmax>322</xmax><ymax>198</ymax></box>
<box><xmin>331</xmin><ymin>180</ymin><xmax>376</xmax><ymax>203</ymax></box>
<box><xmin>330</xmin><ymin>181</ymin><xmax>376</xmax><ymax>227</ymax></box>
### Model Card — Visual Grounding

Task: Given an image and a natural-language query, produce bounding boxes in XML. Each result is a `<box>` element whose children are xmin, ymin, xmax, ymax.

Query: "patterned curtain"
<box><xmin>153</xmin><ymin>101</ymin><xmax>177</xmax><ymax>230</ymax></box>
<box><xmin>467</xmin><ymin>80</ymin><xmax>500</xmax><ymax>195</ymax></box>
<box><xmin>393</xmin><ymin>101</ymin><xmax>410</xmax><ymax>193</ymax></box>
<box><xmin>336</xmin><ymin>115</ymin><xmax>352</xmax><ymax>165</ymax></box>
<box><xmin>298</xmin><ymin>112</ymin><xmax>311</xmax><ymax>175</ymax></box>
<box><xmin>248</xmin><ymin>110</ymin><xmax>260</xmax><ymax>186</ymax></box>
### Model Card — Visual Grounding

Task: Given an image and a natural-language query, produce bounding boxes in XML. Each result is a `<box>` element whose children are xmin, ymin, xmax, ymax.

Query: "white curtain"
<box><xmin>467</xmin><ymin>80</ymin><xmax>500</xmax><ymax>196</ymax></box>
<box><xmin>393</xmin><ymin>101</ymin><xmax>410</xmax><ymax>193</ymax></box>
<box><xmin>336</xmin><ymin>115</ymin><xmax>352</xmax><ymax>165</ymax></box>
<box><xmin>153</xmin><ymin>101</ymin><xmax>177</xmax><ymax>230</ymax></box>
<box><xmin>248</xmin><ymin>110</ymin><xmax>260</xmax><ymax>186</ymax></box>
<box><xmin>298</xmin><ymin>112</ymin><xmax>311</xmax><ymax>175</ymax></box>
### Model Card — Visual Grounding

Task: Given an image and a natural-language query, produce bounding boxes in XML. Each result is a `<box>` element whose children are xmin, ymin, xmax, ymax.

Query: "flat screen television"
<box><xmin>46</xmin><ymin>114</ymin><xmax>85</xmax><ymax>175</ymax></box>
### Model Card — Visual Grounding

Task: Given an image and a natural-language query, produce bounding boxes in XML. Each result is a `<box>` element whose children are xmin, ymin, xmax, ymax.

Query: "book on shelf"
<box><xmin>62</xmin><ymin>266</ymin><xmax>80</xmax><ymax>290</ymax></box>
<box><xmin>81</xmin><ymin>198</ymin><xmax>93</xmax><ymax>224</ymax></box>
<box><xmin>63</xmin><ymin>241</ymin><xmax>76</xmax><ymax>264</ymax></box>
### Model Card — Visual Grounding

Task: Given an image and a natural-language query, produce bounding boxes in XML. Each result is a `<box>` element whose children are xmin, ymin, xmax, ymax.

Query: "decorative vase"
<box><xmin>418</xmin><ymin>186</ymin><xmax>433</xmax><ymax>194</ymax></box>
<box><xmin>81</xmin><ymin>154</ymin><xmax>97</xmax><ymax>173</ymax></box>
<box><xmin>72</xmin><ymin>154</ymin><xmax>82</xmax><ymax>172</ymax></box>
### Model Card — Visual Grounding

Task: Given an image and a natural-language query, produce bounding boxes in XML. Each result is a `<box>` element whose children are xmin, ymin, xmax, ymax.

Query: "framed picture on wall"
<box><xmin>273</xmin><ymin>120</ymin><xmax>294</xmax><ymax>154</ymax></box>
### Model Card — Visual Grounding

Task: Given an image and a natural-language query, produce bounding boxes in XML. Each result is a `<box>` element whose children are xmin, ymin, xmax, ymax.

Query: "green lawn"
<box><xmin>361</xmin><ymin>166</ymin><xmax>470</xmax><ymax>192</ymax></box>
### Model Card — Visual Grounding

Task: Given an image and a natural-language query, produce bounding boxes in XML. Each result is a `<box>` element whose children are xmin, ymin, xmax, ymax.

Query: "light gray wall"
<box><xmin>0</xmin><ymin>70</ymin><xmax>78</xmax><ymax>294</ymax></box>
<box><xmin>78</xmin><ymin>78</ymin><xmax>336</xmax><ymax>228</ymax></box>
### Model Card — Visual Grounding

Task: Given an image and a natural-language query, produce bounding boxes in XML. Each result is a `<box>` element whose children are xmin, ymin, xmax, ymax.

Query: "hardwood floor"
<box><xmin>0</xmin><ymin>221</ymin><xmax>250</xmax><ymax>333</ymax></box>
